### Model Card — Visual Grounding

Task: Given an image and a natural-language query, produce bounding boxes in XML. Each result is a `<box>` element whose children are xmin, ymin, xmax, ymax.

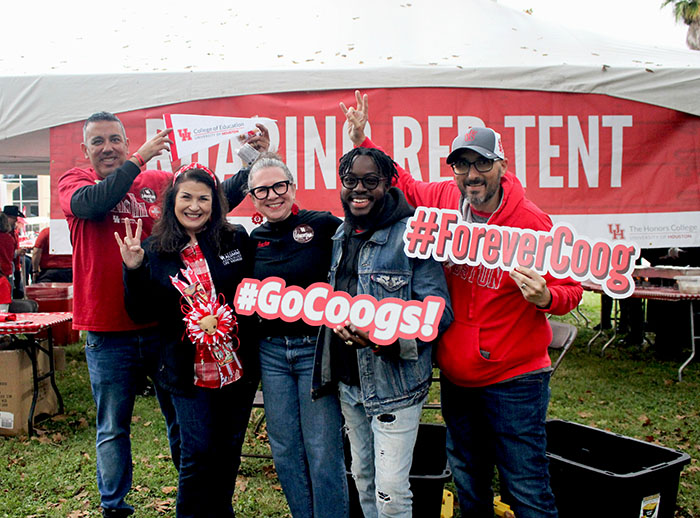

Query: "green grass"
<box><xmin>1</xmin><ymin>292</ymin><xmax>698</xmax><ymax>517</ymax></box>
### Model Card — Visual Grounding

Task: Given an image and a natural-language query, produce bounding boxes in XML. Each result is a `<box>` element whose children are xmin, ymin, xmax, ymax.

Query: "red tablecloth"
<box><xmin>0</xmin><ymin>312</ymin><xmax>73</xmax><ymax>335</ymax></box>
<box><xmin>582</xmin><ymin>282</ymin><xmax>700</xmax><ymax>302</ymax></box>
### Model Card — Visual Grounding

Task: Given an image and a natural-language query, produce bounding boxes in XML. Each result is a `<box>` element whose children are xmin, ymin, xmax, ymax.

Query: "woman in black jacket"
<box><xmin>116</xmin><ymin>164</ymin><xmax>258</xmax><ymax>518</ymax></box>
<box><xmin>245</xmin><ymin>154</ymin><xmax>348</xmax><ymax>518</ymax></box>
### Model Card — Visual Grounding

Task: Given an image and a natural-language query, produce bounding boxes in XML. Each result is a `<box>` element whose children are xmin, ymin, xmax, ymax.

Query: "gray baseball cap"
<box><xmin>447</xmin><ymin>127</ymin><xmax>505</xmax><ymax>163</ymax></box>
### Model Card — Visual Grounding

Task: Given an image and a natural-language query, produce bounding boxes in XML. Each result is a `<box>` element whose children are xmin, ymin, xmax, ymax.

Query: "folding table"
<box><xmin>0</xmin><ymin>312</ymin><xmax>72</xmax><ymax>435</ymax></box>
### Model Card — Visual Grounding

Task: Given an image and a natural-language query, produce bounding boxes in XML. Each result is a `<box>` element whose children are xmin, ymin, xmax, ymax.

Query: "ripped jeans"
<box><xmin>338</xmin><ymin>382</ymin><xmax>424</xmax><ymax>518</ymax></box>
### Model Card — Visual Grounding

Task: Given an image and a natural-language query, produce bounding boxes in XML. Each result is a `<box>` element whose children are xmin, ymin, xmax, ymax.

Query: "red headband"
<box><xmin>173</xmin><ymin>162</ymin><xmax>218</xmax><ymax>185</ymax></box>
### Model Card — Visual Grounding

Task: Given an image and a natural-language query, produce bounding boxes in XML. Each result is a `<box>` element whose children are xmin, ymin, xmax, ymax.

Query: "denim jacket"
<box><xmin>311</xmin><ymin>216</ymin><xmax>453</xmax><ymax>416</ymax></box>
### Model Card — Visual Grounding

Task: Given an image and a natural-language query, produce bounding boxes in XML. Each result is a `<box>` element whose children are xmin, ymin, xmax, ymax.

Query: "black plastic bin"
<box><xmin>345</xmin><ymin>422</ymin><xmax>451</xmax><ymax>518</ymax></box>
<box><xmin>546</xmin><ymin>419</ymin><xmax>691</xmax><ymax>518</ymax></box>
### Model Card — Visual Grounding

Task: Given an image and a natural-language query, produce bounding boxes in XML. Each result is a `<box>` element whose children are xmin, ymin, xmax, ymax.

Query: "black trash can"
<box><xmin>345</xmin><ymin>422</ymin><xmax>451</xmax><ymax>518</ymax></box>
<box><xmin>546</xmin><ymin>419</ymin><xmax>691</xmax><ymax>518</ymax></box>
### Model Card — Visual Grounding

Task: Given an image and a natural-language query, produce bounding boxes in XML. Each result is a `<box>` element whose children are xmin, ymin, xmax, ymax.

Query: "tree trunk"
<box><xmin>686</xmin><ymin>19</ymin><xmax>700</xmax><ymax>50</ymax></box>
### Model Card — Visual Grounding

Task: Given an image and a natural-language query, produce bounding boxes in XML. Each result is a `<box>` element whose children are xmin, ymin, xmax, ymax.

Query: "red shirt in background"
<box><xmin>34</xmin><ymin>227</ymin><xmax>72</xmax><ymax>270</ymax></box>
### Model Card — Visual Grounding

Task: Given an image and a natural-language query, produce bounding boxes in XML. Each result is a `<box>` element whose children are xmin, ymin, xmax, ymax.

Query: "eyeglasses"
<box><xmin>249</xmin><ymin>180</ymin><xmax>291</xmax><ymax>200</ymax></box>
<box><xmin>450</xmin><ymin>158</ymin><xmax>500</xmax><ymax>175</ymax></box>
<box><xmin>340</xmin><ymin>174</ymin><xmax>384</xmax><ymax>190</ymax></box>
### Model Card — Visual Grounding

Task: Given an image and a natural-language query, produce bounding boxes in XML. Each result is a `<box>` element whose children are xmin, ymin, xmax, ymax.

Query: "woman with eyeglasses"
<box><xmin>245</xmin><ymin>152</ymin><xmax>348</xmax><ymax>518</ymax></box>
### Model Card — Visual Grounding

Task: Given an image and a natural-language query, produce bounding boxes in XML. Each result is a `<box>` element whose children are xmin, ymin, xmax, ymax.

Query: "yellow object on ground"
<box><xmin>441</xmin><ymin>489</ymin><xmax>454</xmax><ymax>518</ymax></box>
<box><xmin>494</xmin><ymin>495</ymin><xmax>516</xmax><ymax>517</ymax></box>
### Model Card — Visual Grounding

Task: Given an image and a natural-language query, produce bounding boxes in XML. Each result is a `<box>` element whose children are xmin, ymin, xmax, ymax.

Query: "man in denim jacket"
<box><xmin>312</xmin><ymin>147</ymin><xmax>453</xmax><ymax>518</ymax></box>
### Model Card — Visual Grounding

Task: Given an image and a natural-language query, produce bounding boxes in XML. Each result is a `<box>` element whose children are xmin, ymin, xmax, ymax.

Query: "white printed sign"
<box><xmin>163</xmin><ymin>114</ymin><xmax>275</xmax><ymax>161</ymax></box>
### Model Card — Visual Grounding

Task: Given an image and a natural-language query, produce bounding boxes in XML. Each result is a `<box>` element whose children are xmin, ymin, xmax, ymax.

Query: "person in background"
<box><xmin>312</xmin><ymin>146</ymin><xmax>453</xmax><ymax>518</ymax></box>
<box><xmin>2</xmin><ymin>205</ymin><xmax>27</xmax><ymax>297</ymax></box>
<box><xmin>31</xmin><ymin>226</ymin><xmax>73</xmax><ymax>283</ymax></box>
<box><xmin>118</xmin><ymin>163</ymin><xmax>259</xmax><ymax>518</ymax></box>
<box><xmin>58</xmin><ymin>111</ymin><xmax>179</xmax><ymax>518</ymax></box>
<box><xmin>342</xmin><ymin>91</ymin><xmax>581</xmax><ymax>518</ymax></box>
<box><xmin>0</xmin><ymin>213</ymin><xmax>15</xmax><ymax>311</ymax></box>
<box><xmin>245</xmin><ymin>153</ymin><xmax>348</xmax><ymax>518</ymax></box>
<box><xmin>642</xmin><ymin>247</ymin><xmax>700</xmax><ymax>360</ymax></box>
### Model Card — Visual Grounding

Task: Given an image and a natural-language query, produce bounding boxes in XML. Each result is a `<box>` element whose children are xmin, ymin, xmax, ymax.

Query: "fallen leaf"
<box><xmin>161</xmin><ymin>486</ymin><xmax>177</xmax><ymax>494</ymax></box>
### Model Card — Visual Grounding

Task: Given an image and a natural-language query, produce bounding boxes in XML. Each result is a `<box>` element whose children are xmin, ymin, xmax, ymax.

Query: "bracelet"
<box><xmin>132</xmin><ymin>153</ymin><xmax>146</xmax><ymax>167</ymax></box>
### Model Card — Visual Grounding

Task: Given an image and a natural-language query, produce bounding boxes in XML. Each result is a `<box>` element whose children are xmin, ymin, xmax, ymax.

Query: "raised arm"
<box><xmin>341</xmin><ymin>90</ymin><xmax>458</xmax><ymax>209</ymax></box>
<box><xmin>66</xmin><ymin>129</ymin><xmax>173</xmax><ymax>220</ymax></box>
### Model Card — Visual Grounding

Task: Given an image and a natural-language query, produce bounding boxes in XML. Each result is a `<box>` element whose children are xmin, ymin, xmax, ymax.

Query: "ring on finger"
<box><xmin>345</xmin><ymin>340</ymin><xmax>353</xmax><ymax>346</ymax></box>
<box><xmin>521</xmin><ymin>283</ymin><xmax>527</xmax><ymax>290</ymax></box>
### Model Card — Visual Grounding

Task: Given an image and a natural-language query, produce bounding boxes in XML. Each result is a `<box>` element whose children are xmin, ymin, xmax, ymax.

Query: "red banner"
<box><xmin>50</xmin><ymin>87</ymin><xmax>700</xmax><ymax>247</ymax></box>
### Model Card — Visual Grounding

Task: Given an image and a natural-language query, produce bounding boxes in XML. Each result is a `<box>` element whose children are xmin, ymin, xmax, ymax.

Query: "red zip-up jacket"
<box><xmin>361</xmin><ymin>137</ymin><xmax>582</xmax><ymax>387</ymax></box>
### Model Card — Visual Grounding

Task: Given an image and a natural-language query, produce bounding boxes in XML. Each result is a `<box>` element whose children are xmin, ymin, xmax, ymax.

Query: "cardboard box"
<box><xmin>0</xmin><ymin>347</ymin><xmax>59</xmax><ymax>436</ymax></box>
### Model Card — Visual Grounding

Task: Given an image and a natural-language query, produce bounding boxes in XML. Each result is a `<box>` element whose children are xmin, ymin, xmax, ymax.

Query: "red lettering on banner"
<box><xmin>47</xmin><ymin>87</ymin><xmax>700</xmax><ymax>253</ymax></box>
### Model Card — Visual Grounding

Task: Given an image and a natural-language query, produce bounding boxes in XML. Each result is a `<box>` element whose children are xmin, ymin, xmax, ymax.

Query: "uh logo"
<box><xmin>608</xmin><ymin>223</ymin><xmax>625</xmax><ymax>240</ymax></box>
<box><xmin>178</xmin><ymin>128</ymin><xmax>193</xmax><ymax>141</ymax></box>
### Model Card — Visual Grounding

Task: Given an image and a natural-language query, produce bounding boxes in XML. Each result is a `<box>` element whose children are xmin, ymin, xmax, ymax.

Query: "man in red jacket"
<box><xmin>341</xmin><ymin>91</ymin><xmax>582</xmax><ymax>518</ymax></box>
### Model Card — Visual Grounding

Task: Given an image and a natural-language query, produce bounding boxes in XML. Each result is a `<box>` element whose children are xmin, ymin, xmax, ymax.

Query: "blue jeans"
<box><xmin>441</xmin><ymin>372</ymin><xmax>558</xmax><ymax>518</ymax></box>
<box><xmin>339</xmin><ymin>382</ymin><xmax>424</xmax><ymax>518</ymax></box>
<box><xmin>171</xmin><ymin>377</ymin><xmax>258</xmax><ymax>518</ymax></box>
<box><xmin>260</xmin><ymin>336</ymin><xmax>348</xmax><ymax>518</ymax></box>
<box><xmin>85</xmin><ymin>330</ymin><xmax>180</xmax><ymax>513</ymax></box>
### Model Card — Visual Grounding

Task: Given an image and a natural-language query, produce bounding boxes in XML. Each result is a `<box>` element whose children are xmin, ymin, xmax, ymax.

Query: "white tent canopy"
<box><xmin>1</xmin><ymin>0</ymin><xmax>699</xmax><ymax>172</ymax></box>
